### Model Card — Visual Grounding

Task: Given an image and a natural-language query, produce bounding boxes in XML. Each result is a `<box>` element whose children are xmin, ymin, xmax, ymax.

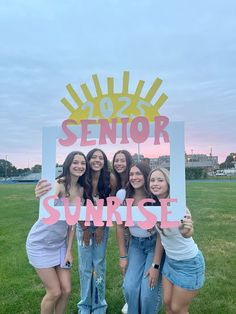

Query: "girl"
<box><xmin>76</xmin><ymin>148</ymin><xmax>116</xmax><ymax>314</ymax></box>
<box><xmin>116</xmin><ymin>162</ymin><xmax>163</xmax><ymax>314</ymax></box>
<box><xmin>26</xmin><ymin>151</ymin><xmax>87</xmax><ymax>314</ymax></box>
<box><xmin>112</xmin><ymin>150</ymin><xmax>133</xmax><ymax>314</ymax></box>
<box><xmin>112</xmin><ymin>150</ymin><xmax>133</xmax><ymax>191</ymax></box>
<box><xmin>148</xmin><ymin>168</ymin><xmax>205</xmax><ymax>314</ymax></box>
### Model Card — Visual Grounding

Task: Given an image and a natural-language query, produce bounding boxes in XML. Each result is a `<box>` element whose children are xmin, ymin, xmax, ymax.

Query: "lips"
<box><xmin>116</xmin><ymin>167</ymin><xmax>125</xmax><ymax>172</ymax></box>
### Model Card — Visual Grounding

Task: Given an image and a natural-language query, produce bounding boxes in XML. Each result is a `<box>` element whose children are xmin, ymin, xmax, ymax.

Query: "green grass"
<box><xmin>0</xmin><ymin>183</ymin><xmax>235</xmax><ymax>314</ymax></box>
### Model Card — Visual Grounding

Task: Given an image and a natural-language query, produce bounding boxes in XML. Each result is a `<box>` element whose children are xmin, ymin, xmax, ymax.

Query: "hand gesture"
<box><xmin>144</xmin><ymin>267</ymin><xmax>160</xmax><ymax>290</ymax></box>
<box><xmin>64</xmin><ymin>250</ymin><xmax>73</xmax><ymax>268</ymax></box>
<box><xmin>119</xmin><ymin>258</ymin><xmax>128</xmax><ymax>276</ymax></box>
<box><xmin>35</xmin><ymin>179</ymin><xmax>51</xmax><ymax>198</ymax></box>
<box><xmin>82</xmin><ymin>228</ymin><xmax>92</xmax><ymax>246</ymax></box>
<box><xmin>94</xmin><ymin>227</ymin><xmax>104</xmax><ymax>245</ymax></box>
<box><xmin>179</xmin><ymin>215</ymin><xmax>193</xmax><ymax>237</ymax></box>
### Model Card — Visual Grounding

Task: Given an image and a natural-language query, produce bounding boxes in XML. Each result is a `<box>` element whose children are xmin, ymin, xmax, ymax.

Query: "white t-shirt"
<box><xmin>129</xmin><ymin>223</ymin><xmax>152</xmax><ymax>238</ymax></box>
<box><xmin>157</xmin><ymin>227</ymin><xmax>198</xmax><ymax>260</ymax></box>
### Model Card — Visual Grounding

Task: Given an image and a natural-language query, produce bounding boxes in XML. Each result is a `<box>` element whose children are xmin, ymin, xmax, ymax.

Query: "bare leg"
<box><xmin>170</xmin><ymin>285</ymin><xmax>198</xmax><ymax>314</ymax></box>
<box><xmin>162</xmin><ymin>276</ymin><xmax>174</xmax><ymax>314</ymax></box>
<box><xmin>36</xmin><ymin>268</ymin><xmax>62</xmax><ymax>314</ymax></box>
<box><xmin>55</xmin><ymin>267</ymin><xmax>71</xmax><ymax>314</ymax></box>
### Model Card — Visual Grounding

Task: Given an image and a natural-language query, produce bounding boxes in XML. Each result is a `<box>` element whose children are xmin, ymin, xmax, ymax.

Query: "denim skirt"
<box><xmin>162</xmin><ymin>250</ymin><xmax>205</xmax><ymax>290</ymax></box>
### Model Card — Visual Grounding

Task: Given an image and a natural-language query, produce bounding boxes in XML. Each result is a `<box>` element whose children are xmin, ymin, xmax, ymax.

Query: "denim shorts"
<box><xmin>162</xmin><ymin>250</ymin><xmax>205</xmax><ymax>290</ymax></box>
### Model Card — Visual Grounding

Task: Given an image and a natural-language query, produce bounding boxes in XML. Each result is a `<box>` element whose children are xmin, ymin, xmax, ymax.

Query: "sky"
<box><xmin>1</xmin><ymin>0</ymin><xmax>236</xmax><ymax>168</ymax></box>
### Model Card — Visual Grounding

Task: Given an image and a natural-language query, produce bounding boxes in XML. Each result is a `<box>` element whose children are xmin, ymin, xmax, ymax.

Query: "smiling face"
<box><xmin>149</xmin><ymin>170</ymin><xmax>169</xmax><ymax>199</ymax></box>
<box><xmin>113</xmin><ymin>153</ymin><xmax>127</xmax><ymax>174</ymax></box>
<box><xmin>69</xmin><ymin>154</ymin><xmax>86</xmax><ymax>177</ymax></box>
<box><xmin>129</xmin><ymin>166</ymin><xmax>145</xmax><ymax>190</ymax></box>
<box><xmin>89</xmin><ymin>150</ymin><xmax>105</xmax><ymax>172</ymax></box>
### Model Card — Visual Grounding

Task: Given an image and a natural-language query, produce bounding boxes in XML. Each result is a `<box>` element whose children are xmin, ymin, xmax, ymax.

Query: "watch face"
<box><xmin>152</xmin><ymin>263</ymin><xmax>160</xmax><ymax>269</ymax></box>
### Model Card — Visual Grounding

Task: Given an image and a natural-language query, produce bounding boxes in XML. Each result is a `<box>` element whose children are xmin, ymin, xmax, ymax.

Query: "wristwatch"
<box><xmin>152</xmin><ymin>263</ymin><xmax>160</xmax><ymax>270</ymax></box>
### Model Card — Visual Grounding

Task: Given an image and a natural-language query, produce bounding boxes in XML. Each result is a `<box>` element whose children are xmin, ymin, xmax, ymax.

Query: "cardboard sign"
<box><xmin>39</xmin><ymin>71</ymin><xmax>186</xmax><ymax>228</ymax></box>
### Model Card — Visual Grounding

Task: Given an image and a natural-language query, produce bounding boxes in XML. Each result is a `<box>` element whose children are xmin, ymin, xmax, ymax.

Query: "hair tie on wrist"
<box><xmin>119</xmin><ymin>255</ymin><xmax>128</xmax><ymax>259</ymax></box>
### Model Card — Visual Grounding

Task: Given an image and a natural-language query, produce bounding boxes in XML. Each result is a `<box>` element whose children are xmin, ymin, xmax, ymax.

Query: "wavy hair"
<box><xmin>126</xmin><ymin>162</ymin><xmax>151</xmax><ymax>198</ymax></box>
<box><xmin>86</xmin><ymin>148</ymin><xmax>111</xmax><ymax>203</ymax></box>
<box><xmin>57</xmin><ymin>151</ymin><xmax>88</xmax><ymax>197</ymax></box>
<box><xmin>112</xmin><ymin>150</ymin><xmax>133</xmax><ymax>191</ymax></box>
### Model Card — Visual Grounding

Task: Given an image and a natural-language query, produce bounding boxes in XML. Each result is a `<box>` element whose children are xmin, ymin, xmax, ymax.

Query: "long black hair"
<box><xmin>126</xmin><ymin>162</ymin><xmax>151</xmax><ymax>198</ymax></box>
<box><xmin>112</xmin><ymin>150</ymin><xmax>133</xmax><ymax>191</ymax></box>
<box><xmin>57</xmin><ymin>151</ymin><xmax>88</xmax><ymax>197</ymax></box>
<box><xmin>86</xmin><ymin>148</ymin><xmax>111</xmax><ymax>203</ymax></box>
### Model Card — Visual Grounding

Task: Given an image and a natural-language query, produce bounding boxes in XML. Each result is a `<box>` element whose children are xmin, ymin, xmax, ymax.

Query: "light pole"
<box><xmin>5</xmin><ymin>155</ymin><xmax>8</xmax><ymax>181</ymax></box>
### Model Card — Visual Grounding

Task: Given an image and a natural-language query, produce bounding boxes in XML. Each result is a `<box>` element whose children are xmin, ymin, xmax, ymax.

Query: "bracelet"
<box><xmin>119</xmin><ymin>255</ymin><xmax>128</xmax><ymax>259</ymax></box>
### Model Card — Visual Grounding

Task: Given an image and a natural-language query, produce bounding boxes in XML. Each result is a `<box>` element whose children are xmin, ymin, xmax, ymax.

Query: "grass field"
<box><xmin>0</xmin><ymin>182</ymin><xmax>235</xmax><ymax>314</ymax></box>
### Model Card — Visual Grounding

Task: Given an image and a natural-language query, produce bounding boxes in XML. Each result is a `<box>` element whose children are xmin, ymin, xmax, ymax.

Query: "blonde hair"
<box><xmin>148</xmin><ymin>167</ymin><xmax>170</xmax><ymax>198</ymax></box>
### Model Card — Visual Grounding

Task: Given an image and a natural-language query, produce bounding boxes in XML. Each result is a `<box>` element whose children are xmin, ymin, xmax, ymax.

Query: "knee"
<box><xmin>61</xmin><ymin>285</ymin><xmax>71</xmax><ymax>298</ymax></box>
<box><xmin>169</xmin><ymin>302</ymin><xmax>183</xmax><ymax>314</ymax></box>
<box><xmin>123</xmin><ymin>279</ymin><xmax>139</xmax><ymax>299</ymax></box>
<box><xmin>48</xmin><ymin>288</ymin><xmax>62</xmax><ymax>301</ymax></box>
<box><xmin>163</xmin><ymin>297</ymin><xmax>172</xmax><ymax>312</ymax></box>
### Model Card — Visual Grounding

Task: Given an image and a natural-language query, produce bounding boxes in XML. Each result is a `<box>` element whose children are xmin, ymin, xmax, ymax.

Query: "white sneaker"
<box><xmin>121</xmin><ymin>303</ymin><xmax>128</xmax><ymax>314</ymax></box>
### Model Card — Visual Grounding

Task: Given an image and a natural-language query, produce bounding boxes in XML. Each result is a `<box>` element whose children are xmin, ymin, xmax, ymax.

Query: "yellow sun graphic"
<box><xmin>61</xmin><ymin>71</ymin><xmax>168</xmax><ymax>124</ymax></box>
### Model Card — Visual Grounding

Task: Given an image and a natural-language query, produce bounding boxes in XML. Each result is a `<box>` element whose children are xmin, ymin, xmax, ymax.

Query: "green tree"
<box><xmin>220</xmin><ymin>152</ymin><xmax>236</xmax><ymax>169</ymax></box>
<box><xmin>0</xmin><ymin>159</ymin><xmax>15</xmax><ymax>178</ymax></box>
<box><xmin>31</xmin><ymin>164</ymin><xmax>42</xmax><ymax>173</ymax></box>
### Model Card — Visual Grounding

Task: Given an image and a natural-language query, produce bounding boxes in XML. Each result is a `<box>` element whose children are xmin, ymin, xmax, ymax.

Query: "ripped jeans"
<box><xmin>76</xmin><ymin>223</ymin><xmax>109</xmax><ymax>314</ymax></box>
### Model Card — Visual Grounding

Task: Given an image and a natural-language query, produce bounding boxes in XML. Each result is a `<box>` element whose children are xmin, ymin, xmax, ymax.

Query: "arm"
<box><xmin>109</xmin><ymin>173</ymin><xmax>117</xmax><ymax>196</ymax></box>
<box><xmin>64</xmin><ymin>225</ymin><xmax>76</xmax><ymax>266</ymax></box>
<box><xmin>145</xmin><ymin>233</ymin><xmax>163</xmax><ymax>288</ymax></box>
<box><xmin>116</xmin><ymin>222</ymin><xmax>128</xmax><ymax>276</ymax></box>
<box><xmin>78</xmin><ymin>221</ymin><xmax>92</xmax><ymax>246</ymax></box>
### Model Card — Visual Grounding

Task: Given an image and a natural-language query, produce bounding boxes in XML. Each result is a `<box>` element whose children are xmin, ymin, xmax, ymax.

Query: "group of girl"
<box><xmin>26</xmin><ymin>148</ymin><xmax>205</xmax><ymax>314</ymax></box>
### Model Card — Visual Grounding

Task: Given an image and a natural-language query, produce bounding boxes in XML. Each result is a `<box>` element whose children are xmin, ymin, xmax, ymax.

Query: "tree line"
<box><xmin>0</xmin><ymin>159</ymin><xmax>42</xmax><ymax>178</ymax></box>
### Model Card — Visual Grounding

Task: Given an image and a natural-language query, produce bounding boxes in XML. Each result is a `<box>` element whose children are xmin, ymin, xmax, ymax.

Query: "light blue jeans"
<box><xmin>123</xmin><ymin>235</ymin><xmax>162</xmax><ymax>314</ymax></box>
<box><xmin>76</xmin><ymin>223</ymin><xmax>109</xmax><ymax>314</ymax></box>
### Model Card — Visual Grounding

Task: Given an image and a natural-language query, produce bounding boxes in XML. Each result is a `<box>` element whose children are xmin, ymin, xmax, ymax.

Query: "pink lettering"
<box><xmin>85</xmin><ymin>199</ymin><xmax>104</xmax><ymax>227</ymax></box>
<box><xmin>80</xmin><ymin>119</ymin><xmax>97</xmax><ymax>146</ymax></box>
<box><xmin>106</xmin><ymin>196</ymin><xmax>122</xmax><ymax>227</ymax></box>
<box><xmin>124</xmin><ymin>198</ymin><xmax>135</xmax><ymax>227</ymax></box>
<box><xmin>59</xmin><ymin>119</ymin><xmax>78</xmax><ymax>146</ymax></box>
<box><xmin>99</xmin><ymin>118</ymin><xmax>117</xmax><ymax>145</ymax></box>
<box><xmin>42</xmin><ymin>195</ymin><xmax>60</xmax><ymax>224</ymax></box>
<box><xmin>160</xmin><ymin>198</ymin><xmax>180</xmax><ymax>228</ymax></box>
<box><xmin>62</xmin><ymin>197</ymin><xmax>81</xmax><ymax>225</ymax></box>
<box><xmin>130</xmin><ymin>117</ymin><xmax>149</xmax><ymax>143</ymax></box>
<box><xmin>136</xmin><ymin>199</ymin><xmax>157</xmax><ymax>229</ymax></box>
<box><xmin>154</xmin><ymin>116</ymin><xmax>169</xmax><ymax>144</ymax></box>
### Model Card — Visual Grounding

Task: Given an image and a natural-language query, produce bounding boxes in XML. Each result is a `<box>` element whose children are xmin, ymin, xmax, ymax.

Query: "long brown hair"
<box><xmin>57</xmin><ymin>151</ymin><xmax>88</xmax><ymax>197</ymax></box>
<box><xmin>126</xmin><ymin>162</ymin><xmax>151</xmax><ymax>198</ymax></box>
<box><xmin>112</xmin><ymin>150</ymin><xmax>133</xmax><ymax>191</ymax></box>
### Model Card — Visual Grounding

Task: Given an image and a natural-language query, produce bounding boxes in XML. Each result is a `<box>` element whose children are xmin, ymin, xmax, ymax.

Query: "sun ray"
<box><xmin>107</xmin><ymin>77</ymin><xmax>114</xmax><ymax>94</ymax></box>
<box><xmin>62</xmin><ymin>72</ymin><xmax>167</xmax><ymax>124</ymax></box>
<box><xmin>134</xmin><ymin>80</ymin><xmax>145</xmax><ymax>98</ymax></box>
<box><xmin>92</xmin><ymin>74</ymin><xmax>102</xmax><ymax>97</ymax></box>
<box><xmin>66</xmin><ymin>84</ymin><xmax>83</xmax><ymax>108</ymax></box>
<box><xmin>81</xmin><ymin>83</ymin><xmax>93</xmax><ymax>101</ymax></box>
<box><xmin>122</xmin><ymin>71</ymin><xmax>129</xmax><ymax>94</ymax></box>
<box><xmin>144</xmin><ymin>78</ymin><xmax>162</xmax><ymax>103</ymax></box>
<box><xmin>153</xmin><ymin>93</ymin><xmax>168</xmax><ymax>112</ymax></box>
<box><xmin>60</xmin><ymin>98</ymin><xmax>76</xmax><ymax>114</ymax></box>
